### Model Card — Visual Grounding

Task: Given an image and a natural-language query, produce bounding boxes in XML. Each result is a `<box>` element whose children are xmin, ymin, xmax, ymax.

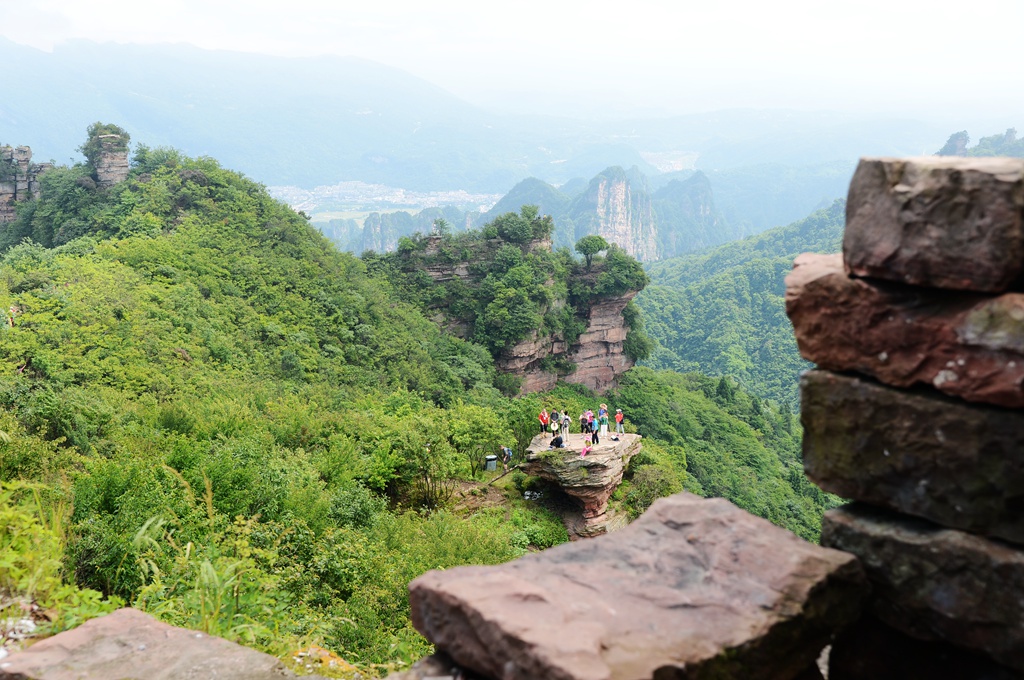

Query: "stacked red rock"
<box><xmin>786</xmin><ymin>156</ymin><xmax>1024</xmax><ymax>677</ymax></box>
<box><xmin>397</xmin><ymin>493</ymin><xmax>866</xmax><ymax>680</ymax></box>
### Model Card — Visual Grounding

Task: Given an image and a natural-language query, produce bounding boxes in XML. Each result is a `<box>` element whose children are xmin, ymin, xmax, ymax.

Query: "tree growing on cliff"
<box><xmin>79</xmin><ymin>122</ymin><xmax>130</xmax><ymax>169</ymax></box>
<box><xmin>575</xmin><ymin>234</ymin><xmax>608</xmax><ymax>270</ymax></box>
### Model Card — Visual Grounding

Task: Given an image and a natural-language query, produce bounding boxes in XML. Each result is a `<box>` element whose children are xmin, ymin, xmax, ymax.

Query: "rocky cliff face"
<box><xmin>93</xmin><ymin>135</ymin><xmax>129</xmax><ymax>188</ymax></box>
<box><xmin>522</xmin><ymin>432</ymin><xmax>641</xmax><ymax>537</ymax></box>
<box><xmin>570</xmin><ymin>167</ymin><xmax>658</xmax><ymax>261</ymax></box>
<box><xmin>495</xmin><ymin>290</ymin><xmax>637</xmax><ymax>393</ymax></box>
<box><xmin>417</xmin><ymin>235</ymin><xmax>638</xmax><ymax>393</ymax></box>
<box><xmin>0</xmin><ymin>146</ymin><xmax>51</xmax><ymax>224</ymax></box>
<box><xmin>652</xmin><ymin>171</ymin><xmax>729</xmax><ymax>257</ymax></box>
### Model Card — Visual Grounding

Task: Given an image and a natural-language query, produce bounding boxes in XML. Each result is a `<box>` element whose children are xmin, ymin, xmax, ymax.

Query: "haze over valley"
<box><xmin>1</xmin><ymin>2</ymin><xmax>1022</xmax><ymax>677</ymax></box>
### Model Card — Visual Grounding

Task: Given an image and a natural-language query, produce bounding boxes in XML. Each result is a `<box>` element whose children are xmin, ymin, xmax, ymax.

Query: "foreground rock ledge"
<box><xmin>0</xmin><ymin>608</ymin><xmax>324</xmax><ymax>680</ymax></box>
<box><xmin>822</xmin><ymin>504</ymin><xmax>1024</xmax><ymax>672</ymax></box>
<box><xmin>409</xmin><ymin>493</ymin><xmax>866</xmax><ymax>680</ymax></box>
<box><xmin>785</xmin><ymin>253</ymin><xmax>1024</xmax><ymax>409</ymax></box>
<box><xmin>802</xmin><ymin>370</ymin><xmax>1024</xmax><ymax>545</ymax></box>
<box><xmin>522</xmin><ymin>432</ymin><xmax>641</xmax><ymax>537</ymax></box>
<box><xmin>844</xmin><ymin>156</ymin><xmax>1024</xmax><ymax>293</ymax></box>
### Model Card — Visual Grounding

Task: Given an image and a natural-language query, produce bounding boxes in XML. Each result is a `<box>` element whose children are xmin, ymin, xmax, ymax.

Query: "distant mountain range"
<box><xmin>317</xmin><ymin>161</ymin><xmax>852</xmax><ymax>262</ymax></box>
<box><xmin>2</xmin><ymin>38</ymin><xmax>950</xmax><ymax>198</ymax></box>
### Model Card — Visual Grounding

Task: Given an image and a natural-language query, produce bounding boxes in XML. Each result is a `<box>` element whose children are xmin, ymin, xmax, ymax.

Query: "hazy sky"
<box><xmin>1</xmin><ymin>0</ymin><xmax>1021</xmax><ymax>123</ymax></box>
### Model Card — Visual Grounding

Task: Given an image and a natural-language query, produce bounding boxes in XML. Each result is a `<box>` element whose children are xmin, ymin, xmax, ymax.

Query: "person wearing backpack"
<box><xmin>561</xmin><ymin>411</ymin><xmax>571</xmax><ymax>439</ymax></box>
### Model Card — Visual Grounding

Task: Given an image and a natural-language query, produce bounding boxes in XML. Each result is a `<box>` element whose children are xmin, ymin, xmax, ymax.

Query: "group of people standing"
<box><xmin>540</xmin><ymin>404</ymin><xmax>626</xmax><ymax>454</ymax></box>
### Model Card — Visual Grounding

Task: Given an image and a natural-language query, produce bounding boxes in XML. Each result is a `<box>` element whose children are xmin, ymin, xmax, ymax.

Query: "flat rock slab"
<box><xmin>828</xmin><ymin>615</ymin><xmax>1021</xmax><ymax>680</ymax></box>
<box><xmin>0</xmin><ymin>608</ymin><xmax>322</xmax><ymax>680</ymax></box>
<box><xmin>786</xmin><ymin>253</ymin><xmax>1024</xmax><ymax>409</ymax></box>
<box><xmin>409</xmin><ymin>493</ymin><xmax>867</xmax><ymax>680</ymax></box>
<box><xmin>822</xmin><ymin>504</ymin><xmax>1024</xmax><ymax>672</ymax></box>
<box><xmin>523</xmin><ymin>433</ymin><xmax>641</xmax><ymax>536</ymax></box>
<box><xmin>845</xmin><ymin>156</ymin><xmax>1024</xmax><ymax>292</ymax></box>
<box><xmin>801</xmin><ymin>370</ymin><xmax>1024</xmax><ymax>544</ymax></box>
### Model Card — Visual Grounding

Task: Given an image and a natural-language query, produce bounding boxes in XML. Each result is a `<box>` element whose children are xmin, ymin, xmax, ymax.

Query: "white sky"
<box><xmin>1</xmin><ymin>0</ymin><xmax>1022</xmax><ymax>122</ymax></box>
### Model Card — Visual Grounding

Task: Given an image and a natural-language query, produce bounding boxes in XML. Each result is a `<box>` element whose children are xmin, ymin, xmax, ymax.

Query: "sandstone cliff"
<box><xmin>522</xmin><ymin>432</ymin><xmax>641</xmax><ymax>537</ymax></box>
<box><xmin>0</xmin><ymin>146</ymin><xmax>52</xmax><ymax>224</ymax></box>
<box><xmin>569</xmin><ymin>166</ymin><xmax>659</xmax><ymax>261</ymax></box>
<box><xmin>410</xmin><ymin>232</ymin><xmax>642</xmax><ymax>394</ymax></box>
<box><xmin>496</xmin><ymin>290</ymin><xmax>637</xmax><ymax>393</ymax></box>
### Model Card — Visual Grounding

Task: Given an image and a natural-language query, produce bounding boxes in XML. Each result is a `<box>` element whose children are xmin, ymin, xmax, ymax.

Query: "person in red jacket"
<box><xmin>614</xmin><ymin>408</ymin><xmax>625</xmax><ymax>440</ymax></box>
<box><xmin>538</xmin><ymin>408</ymin><xmax>549</xmax><ymax>434</ymax></box>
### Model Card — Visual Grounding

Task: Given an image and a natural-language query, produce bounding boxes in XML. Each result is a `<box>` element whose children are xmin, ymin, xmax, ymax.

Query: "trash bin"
<box><xmin>484</xmin><ymin>454</ymin><xmax>497</xmax><ymax>471</ymax></box>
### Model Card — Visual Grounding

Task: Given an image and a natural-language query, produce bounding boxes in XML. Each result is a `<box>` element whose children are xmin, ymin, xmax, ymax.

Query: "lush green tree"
<box><xmin>79</xmin><ymin>122</ymin><xmax>130</xmax><ymax>169</ymax></box>
<box><xmin>432</xmin><ymin>217</ymin><xmax>451</xmax><ymax>237</ymax></box>
<box><xmin>575</xmin><ymin>234</ymin><xmax>608</xmax><ymax>269</ymax></box>
<box><xmin>448</xmin><ymin>402</ymin><xmax>508</xmax><ymax>477</ymax></box>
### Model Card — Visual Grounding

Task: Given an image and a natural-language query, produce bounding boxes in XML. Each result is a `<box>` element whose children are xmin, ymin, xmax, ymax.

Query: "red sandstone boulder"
<box><xmin>0</xmin><ymin>608</ymin><xmax>323</xmax><ymax>679</ymax></box>
<box><xmin>845</xmin><ymin>156</ymin><xmax>1024</xmax><ymax>292</ymax></box>
<box><xmin>521</xmin><ymin>433</ymin><xmax>641</xmax><ymax>537</ymax></box>
<box><xmin>785</xmin><ymin>253</ymin><xmax>1024</xmax><ymax>408</ymax></box>
<box><xmin>408</xmin><ymin>493</ymin><xmax>867</xmax><ymax>680</ymax></box>
<box><xmin>801</xmin><ymin>370</ymin><xmax>1024</xmax><ymax>545</ymax></box>
<box><xmin>822</xmin><ymin>504</ymin><xmax>1024</xmax><ymax>673</ymax></box>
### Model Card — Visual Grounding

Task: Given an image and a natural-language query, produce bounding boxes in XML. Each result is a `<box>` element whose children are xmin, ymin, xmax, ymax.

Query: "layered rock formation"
<box><xmin>570</xmin><ymin>167</ymin><xmax>659</xmax><ymax>262</ymax></box>
<box><xmin>499</xmin><ymin>290</ymin><xmax>637</xmax><ymax>394</ymax></box>
<box><xmin>522</xmin><ymin>432</ymin><xmax>641</xmax><ymax>537</ymax></box>
<box><xmin>802</xmin><ymin>370</ymin><xmax>1024</xmax><ymax>543</ymax></box>
<box><xmin>0</xmin><ymin>608</ymin><xmax>326</xmax><ymax>680</ymax></box>
<box><xmin>786</xmin><ymin>252</ymin><xmax>1024</xmax><ymax>408</ymax></box>
<box><xmin>0</xmin><ymin>146</ymin><xmax>51</xmax><ymax>224</ymax></box>
<box><xmin>787</xmin><ymin>156</ymin><xmax>1024</xmax><ymax>677</ymax></box>
<box><xmin>404</xmin><ymin>494</ymin><xmax>865</xmax><ymax>680</ymax></box>
<box><xmin>823</xmin><ymin>505</ymin><xmax>1024</xmax><ymax>672</ymax></box>
<box><xmin>410</xmin><ymin>235</ymin><xmax>642</xmax><ymax>394</ymax></box>
<box><xmin>93</xmin><ymin>134</ymin><xmax>130</xmax><ymax>188</ymax></box>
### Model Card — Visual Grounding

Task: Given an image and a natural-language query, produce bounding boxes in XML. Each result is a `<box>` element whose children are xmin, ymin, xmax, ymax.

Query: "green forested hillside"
<box><xmin>637</xmin><ymin>200</ymin><xmax>845</xmax><ymax>406</ymax></box>
<box><xmin>0</xmin><ymin>131</ymin><xmax>838</xmax><ymax>676</ymax></box>
<box><xmin>936</xmin><ymin>128</ymin><xmax>1024</xmax><ymax>157</ymax></box>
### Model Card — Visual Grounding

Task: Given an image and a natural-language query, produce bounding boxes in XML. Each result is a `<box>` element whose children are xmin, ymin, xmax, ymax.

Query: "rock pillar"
<box><xmin>787</xmin><ymin>156</ymin><xmax>1024</xmax><ymax>676</ymax></box>
<box><xmin>94</xmin><ymin>134</ymin><xmax>130</xmax><ymax>188</ymax></box>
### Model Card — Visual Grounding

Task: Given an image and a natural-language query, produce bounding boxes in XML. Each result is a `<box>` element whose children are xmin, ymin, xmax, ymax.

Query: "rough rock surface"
<box><xmin>0</xmin><ymin>146</ymin><xmax>50</xmax><ymax>224</ymax></box>
<box><xmin>0</xmin><ymin>608</ymin><xmax>323</xmax><ymax>679</ymax></box>
<box><xmin>801</xmin><ymin>370</ymin><xmax>1024</xmax><ymax>545</ymax></box>
<box><xmin>822</xmin><ymin>504</ymin><xmax>1024</xmax><ymax>672</ymax></box>
<box><xmin>498</xmin><ymin>290</ymin><xmax>637</xmax><ymax>394</ymax></box>
<box><xmin>522</xmin><ymin>432</ymin><xmax>641</xmax><ymax>536</ymax></box>
<box><xmin>409</xmin><ymin>493</ymin><xmax>867</xmax><ymax>680</ymax></box>
<box><xmin>828</xmin><ymin>615</ymin><xmax>1020</xmax><ymax>680</ymax></box>
<box><xmin>571</xmin><ymin>169</ymin><xmax>658</xmax><ymax>262</ymax></box>
<box><xmin>93</xmin><ymin>135</ymin><xmax>130</xmax><ymax>188</ymax></box>
<box><xmin>785</xmin><ymin>252</ymin><xmax>1024</xmax><ymax>408</ymax></box>
<box><xmin>845</xmin><ymin>156</ymin><xmax>1024</xmax><ymax>292</ymax></box>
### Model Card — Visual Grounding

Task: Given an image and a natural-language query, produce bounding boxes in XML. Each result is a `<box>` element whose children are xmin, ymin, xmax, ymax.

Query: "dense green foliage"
<box><xmin>78</xmin><ymin>122</ymin><xmax>130</xmax><ymax>170</ymax></box>
<box><xmin>937</xmin><ymin>128</ymin><xmax>1024</xmax><ymax>157</ymax></box>
<box><xmin>0</xmin><ymin>131</ymin><xmax>839</xmax><ymax>673</ymax></box>
<box><xmin>637</xmin><ymin>200</ymin><xmax>845</xmax><ymax>406</ymax></box>
<box><xmin>366</xmin><ymin>206</ymin><xmax>649</xmax><ymax>371</ymax></box>
<box><xmin>533</xmin><ymin>371</ymin><xmax>835</xmax><ymax>539</ymax></box>
<box><xmin>0</xmin><ymin>142</ymin><xmax>567</xmax><ymax>673</ymax></box>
